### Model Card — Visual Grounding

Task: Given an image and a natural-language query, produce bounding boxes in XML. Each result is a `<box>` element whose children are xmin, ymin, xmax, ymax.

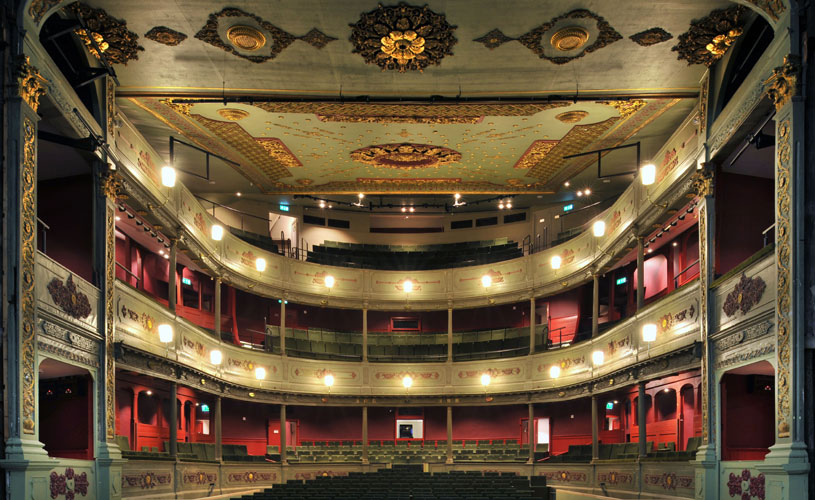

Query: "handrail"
<box><xmin>673</xmin><ymin>259</ymin><xmax>700</xmax><ymax>289</ymax></box>
<box><xmin>115</xmin><ymin>261</ymin><xmax>141</xmax><ymax>283</ymax></box>
<box><xmin>762</xmin><ymin>223</ymin><xmax>775</xmax><ymax>247</ymax></box>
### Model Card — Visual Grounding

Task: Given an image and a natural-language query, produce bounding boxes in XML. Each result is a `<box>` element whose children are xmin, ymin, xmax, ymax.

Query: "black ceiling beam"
<box><xmin>38</xmin><ymin>130</ymin><xmax>98</xmax><ymax>152</ymax></box>
<box><xmin>73</xmin><ymin>67</ymin><xmax>109</xmax><ymax>89</ymax></box>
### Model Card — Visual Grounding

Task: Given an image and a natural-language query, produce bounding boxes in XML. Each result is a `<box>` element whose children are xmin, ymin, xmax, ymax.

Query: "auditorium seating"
<box><xmin>307</xmin><ymin>239</ymin><xmax>523</xmax><ymax>270</ymax></box>
<box><xmin>233</xmin><ymin>465</ymin><xmax>541</xmax><ymax>500</ymax></box>
<box><xmin>540</xmin><ymin>437</ymin><xmax>702</xmax><ymax>463</ymax></box>
<box><xmin>279</xmin><ymin>440</ymin><xmax>530</xmax><ymax>464</ymax></box>
<box><xmin>230</xmin><ymin>227</ymin><xmax>280</xmax><ymax>255</ymax></box>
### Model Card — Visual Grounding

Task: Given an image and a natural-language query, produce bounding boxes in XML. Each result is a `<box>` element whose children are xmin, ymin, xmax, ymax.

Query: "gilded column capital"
<box><xmin>99</xmin><ymin>171</ymin><xmax>122</xmax><ymax>199</ymax></box>
<box><xmin>692</xmin><ymin>163</ymin><xmax>715</xmax><ymax>197</ymax></box>
<box><xmin>15</xmin><ymin>56</ymin><xmax>48</xmax><ymax>113</ymax></box>
<box><xmin>765</xmin><ymin>55</ymin><xmax>801</xmax><ymax>111</ymax></box>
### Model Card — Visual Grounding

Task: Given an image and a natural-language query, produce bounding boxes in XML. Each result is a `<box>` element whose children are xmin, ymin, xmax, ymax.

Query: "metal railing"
<box><xmin>673</xmin><ymin>259</ymin><xmax>700</xmax><ymax>289</ymax></box>
<box><xmin>762</xmin><ymin>223</ymin><xmax>775</xmax><ymax>247</ymax></box>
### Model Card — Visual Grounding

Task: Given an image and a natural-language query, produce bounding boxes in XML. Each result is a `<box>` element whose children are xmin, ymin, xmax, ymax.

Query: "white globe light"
<box><xmin>255</xmin><ymin>367</ymin><xmax>266</xmax><ymax>380</ymax></box>
<box><xmin>211</xmin><ymin>224</ymin><xmax>224</xmax><ymax>241</ymax></box>
<box><xmin>158</xmin><ymin>324</ymin><xmax>173</xmax><ymax>343</ymax></box>
<box><xmin>402</xmin><ymin>375</ymin><xmax>413</xmax><ymax>389</ymax></box>
<box><xmin>210</xmin><ymin>349</ymin><xmax>223</xmax><ymax>365</ymax></box>
<box><xmin>642</xmin><ymin>323</ymin><xmax>658</xmax><ymax>342</ymax></box>
<box><xmin>255</xmin><ymin>258</ymin><xmax>266</xmax><ymax>272</ymax></box>
<box><xmin>593</xmin><ymin>220</ymin><xmax>606</xmax><ymax>237</ymax></box>
<box><xmin>402</xmin><ymin>280</ymin><xmax>413</xmax><ymax>293</ymax></box>
<box><xmin>481</xmin><ymin>373</ymin><xmax>491</xmax><ymax>387</ymax></box>
<box><xmin>551</xmin><ymin>255</ymin><xmax>562</xmax><ymax>270</ymax></box>
<box><xmin>641</xmin><ymin>163</ymin><xmax>656</xmax><ymax>186</ymax></box>
<box><xmin>324</xmin><ymin>275</ymin><xmax>335</xmax><ymax>288</ymax></box>
<box><xmin>592</xmin><ymin>350</ymin><xmax>605</xmax><ymax>366</ymax></box>
<box><xmin>324</xmin><ymin>374</ymin><xmax>335</xmax><ymax>387</ymax></box>
<box><xmin>549</xmin><ymin>365</ymin><xmax>561</xmax><ymax>378</ymax></box>
<box><xmin>481</xmin><ymin>275</ymin><xmax>492</xmax><ymax>288</ymax></box>
<box><xmin>161</xmin><ymin>166</ymin><xmax>176</xmax><ymax>187</ymax></box>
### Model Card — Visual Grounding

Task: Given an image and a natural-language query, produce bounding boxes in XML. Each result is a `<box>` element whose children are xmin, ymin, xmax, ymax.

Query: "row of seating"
<box><xmin>233</xmin><ymin>465</ymin><xmax>545</xmax><ymax>500</ymax></box>
<box><xmin>115</xmin><ymin>436</ymin><xmax>267</xmax><ymax>463</ymax></box>
<box><xmin>320</xmin><ymin>238</ymin><xmax>512</xmax><ymax>252</ymax></box>
<box><xmin>541</xmin><ymin>436</ymin><xmax>701</xmax><ymax>463</ymax></box>
<box><xmin>268</xmin><ymin>326</ymin><xmax>543</xmax><ymax>346</ymax></box>
<box><xmin>307</xmin><ymin>241</ymin><xmax>522</xmax><ymax>271</ymax></box>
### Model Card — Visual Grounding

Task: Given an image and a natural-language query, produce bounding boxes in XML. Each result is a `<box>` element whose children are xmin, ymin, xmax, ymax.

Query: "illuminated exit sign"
<box><xmin>181</xmin><ymin>277</ymin><xmax>192</xmax><ymax>286</ymax></box>
<box><xmin>616</xmin><ymin>277</ymin><xmax>627</xmax><ymax>286</ymax></box>
<box><xmin>563</xmin><ymin>204</ymin><xmax>574</xmax><ymax>212</ymax></box>
<box><xmin>279</xmin><ymin>204</ymin><xmax>290</xmax><ymax>212</ymax></box>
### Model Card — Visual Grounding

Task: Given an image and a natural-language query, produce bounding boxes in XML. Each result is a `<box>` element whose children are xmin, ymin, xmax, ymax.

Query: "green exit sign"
<box><xmin>182</xmin><ymin>277</ymin><xmax>192</xmax><ymax>286</ymax></box>
<box><xmin>616</xmin><ymin>277</ymin><xmax>627</xmax><ymax>286</ymax></box>
<box><xmin>563</xmin><ymin>204</ymin><xmax>574</xmax><ymax>212</ymax></box>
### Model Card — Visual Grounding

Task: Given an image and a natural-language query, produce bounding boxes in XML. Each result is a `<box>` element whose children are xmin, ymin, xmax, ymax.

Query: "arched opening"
<box><xmin>679</xmin><ymin>384</ymin><xmax>696</xmax><ymax>451</ymax></box>
<box><xmin>721</xmin><ymin>360</ymin><xmax>774</xmax><ymax>460</ymax></box>
<box><xmin>39</xmin><ymin>358</ymin><xmax>93</xmax><ymax>459</ymax></box>
<box><xmin>654</xmin><ymin>388</ymin><xmax>677</xmax><ymax>422</ymax></box>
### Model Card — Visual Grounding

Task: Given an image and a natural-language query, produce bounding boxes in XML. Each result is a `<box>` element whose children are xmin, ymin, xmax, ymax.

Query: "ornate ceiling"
<box><xmin>62</xmin><ymin>0</ymin><xmax>749</xmax><ymax>198</ymax></box>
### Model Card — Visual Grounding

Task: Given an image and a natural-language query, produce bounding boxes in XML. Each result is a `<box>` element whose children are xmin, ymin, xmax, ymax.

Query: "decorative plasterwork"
<box><xmin>698</xmin><ymin>202</ymin><xmax>710</xmax><ymax>445</ymax></box>
<box><xmin>16</xmin><ymin>56</ymin><xmax>48</xmax><ymax>113</ymax></box>
<box><xmin>255</xmin><ymin>138</ymin><xmax>302</xmax><ymax>168</ymax></box>
<box><xmin>226</xmin><ymin>25</ymin><xmax>266</xmax><ymax>51</ymax></box>
<box><xmin>474</xmin><ymin>9</ymin><xmax>622</xmax><ymax>65</ymax></box>
<box><xmin>525</xmin><ymin>117</ymin><xmax>618</xmax><ymax>181</ymax></box>
<box><xmin>104</xmin><ymin>202</ymin><xmax>117</xmax><ymax>439</ymax></box>
<box><xmin>764</xmin><ymin>55</ymin><xmax>800</xmax><ymax>111</ymax></box>
<box><xmin>714</xmin><ymin>321</ymin><xmax>772</xmax><ymax>355</ymax></box>
<box><xmin>21</xmin><ymin>117</ymin><xmax>37</xmax><ymax>435</ymax></box>
<box><xmin>29</xmin><ymin>0</ymin><xmax>62</xmax><ymax>23</ymax></box>
<box><xmin>317</xmin><ymin>114</ymin><xmax>482</xmax><ymax>125</ymax></box>
<box><xmin>349</xmin><ymin>3</ymin><xmax>457</xmax><ymax>72</ymax></box>
<box><xmin>513</xmin><ymin>140</ymin><xmax>559</xmax><ymax>170</ymax></box>
<box><xmin>550</xmin><ymin>27</ymin><xmax>590</xmax><ymax>51</ymax></box>
<box><xmin>744</xmin><ymin>0</ymin><xmax>786</xmax><ymax>22</ymax></box>
<box><xmin>672</xmin><ymin>5</ymin><xmax>747</xmax><ymax>67</ymax></box>
<box><xmin>194</xmin><ymin>7</ymin><xmax>336</xmax><ymax>63</ymax></box>
<box><xmin>629</xmin><ymin>27</ymin><xmax>673</xmax><ymax>46</ymax></box>
<box><xmin>555</xmin><ymin>111</ymin><xmax>588</xmax><ymax>123</ymax></box>
<box><xmin>217</xmin><ymin>108</ymin><xmax>250</xmax><ymax>121</ymax></box>
<box><xmin>47</xmin><ymin>275</ymin><xmax>92</xmax><ymax>320</ymax></box>
<box><xmin>601</xmin><ymin>100</ymin><xmax>646</xmax><ymax>119</ymax></box>
<box><xmin>722</xmin><ymin>274</ymin><xmax>766</xmax><ymax>317</ymax></box>
<box><xmin>350</xmin><ymin>143</ymin><xmax>461</xmax><ymax>169</ymax></box>
<box><xmin>144</xmin><ymin>26</ymin><xmax>187</xmax><ymax>46</ymax></box>
<box><xmin>70</xmin><ymin>2</ymin><xmax>144</xmax><ymax>65</ymax></box>
<box><xmin>775</xmin><ymin>118</ymin><xmax>792</xmax><ymax>438</ymax></box>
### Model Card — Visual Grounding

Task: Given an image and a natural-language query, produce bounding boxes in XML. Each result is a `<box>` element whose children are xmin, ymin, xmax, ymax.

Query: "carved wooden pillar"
<box><xmin>527</xmin><ymin>403</ymin><xmax>535</xmax><ymax>464</ymax></box>
<box><xmin>132</xmin><ymin>390</ymin><xmax>139</xmax><ymax>451</ymax></box>
<box><xmin>447</xmin><ymin>304</ymin><xmax>453</xmax><ymax>362</ymax></box>
<box><xmin>280</xmin><ymin>404</ymin><xmax>288</xmax><ymax>465</ymax></box>
<box><xmin>168</xmin><ymin>241</ymin><xmax>177</xmax><ymax>312</ymax></box>
<box><xmin>214</xmin><ymin>396</ymin><xmax>222</xmax><ymax>461</ymax></box>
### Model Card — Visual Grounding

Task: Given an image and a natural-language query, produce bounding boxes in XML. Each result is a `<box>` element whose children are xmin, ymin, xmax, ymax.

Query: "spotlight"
<box><xmin>642</xmin><ymin>323</ymin><xmax>657</xmax><ymax>342</ymax></box>
<box><xmin>506</xmin><ymin>201</ymin><xmax>512</xmax><ymax>209</ymax></box>
<box><xmin>593</xmin><ymin>220</ymin><xmax>606</xmax><ymax>237</ymax></box>
<box><xmin>158</xmin><ymin>324</ymin><xmax>173</xmax><ymax>343</ymax></box>
<box><xmin>564</xmin><ymin>181</ymin><xmax>570</xmax><ymax>187</ymax></box>
<box><xmin>641</xmin><ymin>163</ymin><xmax>656</xmax><ymax>185</ymax></box>
<box><xmin>454</xmin><ymin>193</ymin><xmax>461</xmax><ymax>200</ymax></box>
<box><xmin>576</xmin><ymin>190</ymin><xmax>583</xmax><ymax>197</ymax></box>
<box><xmin>672</xmin><ymin>242</ymin><xmax>678</xmax><ymax>247</ymax></box>
<box><xmin>255</xmin><ymin>367</ymin><xmax>266</xmax><ymax>380</ymax></box>
<box><xmin>584</xmin><ymin>188</ymin><xmax>592</xmax><ymax>196</ymax></box>
<box><xmin>324</xmin><ymin>275</ymin><xmax>335</xmax><ymax>288</ymax></box>
<box><xmin>324</xmin><ymin>374</ymin><xmax>335</xmax><ymax>388</ymax></box>
<box><xmin>146</xmin><ymin>390</ymin><xmax>153</xmax><ymax>396</ymax></box>
<box><xmin>592</xmin><ymin>350</ymin><xmax>604</xmax><ymax>366</ymax></box>
<box><xmin>481</xmin><ymin>373</ymin><xmax>491</xmax><ymax>387</ymax></box>
<box><xmin>551</xmin><ymin>255</ymin><xmax>562</xmax><ymax>270</ymax></box>
<box><xmin>403</xmin><ymin>280</ymin><xmax>413</xmax><ymax>293</ymax></box>
<box><xmin>210</xmin><ymin>350</ymin><xmax>223</xmax><ymax>365</ymax></box>
<box><xmin>498</xmin><ymin>201</ymin><xmax>505</xmax><ymax>209</ymax></box>
<box><xmin>161</xmin><ymin>166</ymin><xmax>176</xmax><ymax>187</ymax></box>
<box><xmin>236</xmin><ymin>192</ymin><xmax>242</xmax><ymax>197</ymax></box>
<box><xmin>255</xmin><ymin>258</ymin><xmax>267</xmax><ymax>272</ymax></box>
<box><xmin>549</xmin><ymin>365</ymin><xmax>561</xmax><ymax>378</ymax></box>
<box><xmin>319</xmin><ymin>200</ymin><xmax>326</xmax><ymax>208</ymax></box>
<box><xmin>402</xmin><ymin>207</ymin><xmax>407</xmax><ymax>213</ymax></box>
<box><xmin>211</xmin><ymin>224</ymin><xmax>224</xmax><ymax>241</ymax></box>
<box><xmin>358</xmin><ymin>193</ymin><xmax>365</xmax><ymax>200</ymax></box>
<box><xmin>402</xmin><ymin>375</ymin><xmax>413</xmax><ymax>389</ymax></box>
<box><xmin>409</xmin><ymin>207</ymin><xmax>415</xmax><ymax>213</ymax></box>
<box><xmin>481</xmin><ymin>275</ymin><xmax>492</xmax><ymax>288</ymax></box>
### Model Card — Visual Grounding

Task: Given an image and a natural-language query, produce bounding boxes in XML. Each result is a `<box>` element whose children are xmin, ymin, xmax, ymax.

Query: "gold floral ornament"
<box><xmin>15</xmin><ymin>56</ymin><xmax>48</xmax><ymax>113</ymax></box>
<box><xmin>350</xmin><ymin>3</ymin><xmax>457</xmax><ymax>72</ymax></box>
<box><xmin>705</xmin><ymin>28</ymin><xmax>742</xmax><ymax>56</ymax></box>
<box><xmin>350</xmin><ymin>143</ymin><xmax>461</xmax><ymax>169</ymax></box>
<box><xmin>70</xmin><ymin>3</ymin><xmax>143</xmax><ymax>65</ymax></box>
<box><xmin>765</xmin><ymin>55</ymin><xmax>801</xmax><ymax>111</ymax></box>
<box><xmin>381</xmin><ymin>30</ymin><xmax>425</xmax><ymax>67</ymax></box>
<box><xmin>76</xmin><ymin>29</ymin><xmax>110</xmax><ymax>58</ymax></box>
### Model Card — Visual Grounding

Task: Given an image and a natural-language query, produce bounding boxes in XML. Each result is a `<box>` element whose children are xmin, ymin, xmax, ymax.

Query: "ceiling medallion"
<box><xmin>672</xmin><ymin>5</ymin><xmax>747</xmax><ymax>66</ymax></box>
<box><xmin>629</xmin><ymin>27</ymin><xmax>673</xmax><ymax>47</ymax></box>
<box><xmin>70</xmin><ymin>3</ymin><xmax>143</xmax><ymax>65</ymax></box>
<box><xmin>144</xmin><ymin>26</ymin><xmax>187</xmax><ymax>46</ymax></box>
<box><xmin>555</xmin><ymin>111</ymin><xmax>589</xmax><ymax>123</ymax></box>
<box><xmin>474</xmin><ymin>9</ymin><xmax>620</xmax><ymax>64</ymax></box>
<box><xmin>194</xmin><ymin>8</ymin><xmax>337</xmax><ymax>63</ymax></box>
<box><xmin>550</xmin><ymin>27</ymin><xmax>590</xmax><ymax>51</ymax></box>
<box><xmin>226</xmin><ymin>25</ymin><xmax>266</xmax><ymax>51</ymax></box>
<box><xmin>350</xmin><ymin>143</ymin><xmax>462</xmax><ymax>169</ymax></box>
<box><xmin>349</xmin><ymin>3</ymin><xmax>457</xmax><ymax>72</ymax></box>
<box><xmin>217</xmin><ymin>108</ymin><xmax>250</xmax><ymax>121</ymax></box>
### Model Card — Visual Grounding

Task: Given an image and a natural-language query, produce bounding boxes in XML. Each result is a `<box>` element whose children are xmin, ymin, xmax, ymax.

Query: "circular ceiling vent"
<box><xmin>550</xmin><ymin>27</ymin><xmax>590</xmax><ymax>52</ymax></box>
<box><xmin>226</xmin><ymin>25</ymin><xmax>266</xmax><ymax>51</ymax></box>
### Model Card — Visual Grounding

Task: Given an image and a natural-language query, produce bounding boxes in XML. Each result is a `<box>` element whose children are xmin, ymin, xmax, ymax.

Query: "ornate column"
<box><xmin>132</xmin><ymin>390</ymin><xmax>139</xmax><ymax>451</ymax></box>
<box><xmin>280</xmin><ymin>404</ymin><xmax>288</xmax><ymax>465</ymax></box>
<box><xmin>693</xmin><ymin>164</ymin><xmax>717</xmax><ymax>499</ymax></box>
<box><xmin>2</xmin><ymin>58</ymin><xmax>50</xmax><ymax>497</ymax></box>
<box><xmin>638</xmin><ymin>382</ymin><xmax>647</xmax><ymax>459</ymax></box>
<box><xmin>591</xmin><ymin>396</ymin><xmax>599</xmax><ymax>461</ymax></box>
<box><xmin>529</xmin><ymin>297</ymin><xmax>536</xmax><ymax>353</ymax></box>
<box><xmin>169</xmin><ymin>383</ymin><xmax>178</xmax><ymax>458</ymax></box>
<box><xmin>168</xmin><ymin>241</ymin><xmax>177</xmax><ymax>312</ymax></box>
<box><xmin>636</xmin><ymin>237</ymin><xmax>645</xmax><ymax>310</ymax></box>
<box><xmin>214</xmin><ymin>277</ymin><xmax>221</xmax><ymax>336</ymax></box>
<box><xmin>527</xmin><ymin>403</ymin><xmax>534</xmax><ymax>464</ymax></box>
<box><xmin>280</xmin><ymin>298</ymin><xmax>286</xmax><ymax>355</ymax></box>
<box><xmin>446</xmin><ymin>406</ymin><xmax>453</xmax><ymax>464</ymax></box>
<box><xmin>591</xmin><ymin>275</ymin><xmax>599</xmax><ymax>338</ymax></box>
<box><xmin>214</xmin><ymin>396</ymin><xmax>222</xmax><ymax>461</ymax></box>
<box><xmin>759</xmin><ymin>56</ymin><xmax>809</xmax><ymax>499</ymax></box>
<box><xmin>361</xmin><ymin>406</ymin><xmax>369</xmax><ymax>464</ymax></box>
<box><xmin>362</xmin><ymin>306</ymin><xmax>368</xmax><ymax>362</ymax></box>
<box><xmin>447</xmin><ymin>304</ymin><xmax>453</xmax><ymax>362</ymax></box>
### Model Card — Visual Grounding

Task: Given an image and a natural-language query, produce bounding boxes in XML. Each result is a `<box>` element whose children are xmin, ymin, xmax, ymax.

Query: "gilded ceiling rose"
<box><xmin>350</xmin><ymin>143</ymin><xmax>462</xmax><ymax>169</ymax></box>
<box><xmin>217</xmin><ymin>108</ymin><xmax>250</xmax><ymax>121</ymax></box>
<box><xmin>672</xmin><ymin>5</ymin><xmax>746</xmax><ymax>66</ymax></box>
<box><xmin>144</xmin><ymin>26</ymin><xmax>187</xmax><ymax>46</ymax></box>
<box><xmin>226</xmin><ymin>25</ymin><xmax>266</xmax><ymax>51</ymax></box>
<box><xmin>629</xmin><ymin>27</ymin><xmax>672</xmax><ymax>47</ymax></box>
<box><xmin>349</xmin><ymin>3</ymin><xmax>457</xmax><ymax>72</ymax></box>
<box><xmin>555</xmin><ymin>111</ymin><xmax>588</xmax><ymax>123</ymax></box>
<box><xmin>70</xmin><ymin>3</ymin><xmax>143</xmax><ymax>65</ymax></box>
<box><xmin>550</xmin><ymin>27</ymin><xmax>590</xmax><ymax>51</ymax></box>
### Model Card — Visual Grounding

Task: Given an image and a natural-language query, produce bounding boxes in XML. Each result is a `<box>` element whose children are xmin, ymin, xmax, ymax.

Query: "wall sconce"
<box><xmin>593</xmin><ymin>220</ymin><xmax>606</xmax><ymax>237</ymax></box>
<box><xmin>255</xmin><ymin>367</ymin><xmax>266</xmax><ymax>380</ymax></box>
<box><xmin>161</xmin><ymin>166</ymin><xmax>176</xmax><ymax>187</ymax></box>
<box><xmin>549</xmin><ymin>365</ymin><xmax>561</xmax><ymax>379</ymax></box>
<box><xmin>403</xmin><ymin>280</ymin><xmax>413</xmax><ymax>293</ymax></box>
<box><xmin>158</xmin><ymin>324</ymin><xmax>173</xmax><ymax>343</ymax></box>
<box><xmin>640</xmin><ymin>163</ymin><xmax>656</xmax><ymax>185</ymax></box>
<box><xmin>551</xmin><ymin>255</ymin><xmax>562</xmax><ymax>270</ymax></box>
<box><xmin>211</xmin><ymin>224</ymin><xmax>224</xmax><ymax>241</ymax></box>
<box><xmin>642</xmin><ymin>323</ymin><xmax>657</xmax><ymax>342</ymax></box>
<box><xmin>324</xmin><ymin>275</ymin><xmax>335</xmax><ymax>288</ymax></box>
<box><xmin>481</xmin><ymin>373</ymin><xmax>491</xmax><ymax>387</ymax></box>
<box><xmin>324</xmin><ymin>374</ymin><xmax>335</xmax><ymax>388</ymax></box>
<box><xmin>255</xmin><ymin>258</ymin><xmax>266</xmax><ymax>272</ymax></box>
<box><xmin>481</xmin><ymin>275</ymin><xmax>492</xmax><ymax>288</ymax></box>
<box><xmin>402</xmin><ymin>375</ymin><xmax>413</xmax><ymax>389</ymax></box>
<box><xmin>592</xmin><ymin>350</ymin><xmax>605</xmax><ymax>366</ymax></box>
<box><xmin>210</xmin><ymin>349</ymin><xmax>223</xmax><ymax>365</ymax></box>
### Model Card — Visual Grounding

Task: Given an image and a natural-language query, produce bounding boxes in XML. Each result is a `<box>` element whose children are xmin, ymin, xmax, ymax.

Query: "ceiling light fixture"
<box><xmin>324</xmin><ymin>374</ymin><xmax>335</xmax><ymax>388</ymax></box>
<box><xmin>211</xmin><ymin>224</ymin><xmax>224</xmax><ymax>241</ymax></box>
<box><xmin>592</xmin><ymin>350</ymin><xmax>604</xmax><ymax>366</ymax></box>
<box><xmin>498</xmin><ymin>201</ymin><xmax>505</xmax><ymax>209</ymax></box>
<box><xmin>506</xmin><ymin>200</ymin><xmax>512</xmax><ymax>209</ymax></box>
<box><xmin>161</xmin><ymin>166</ymin><xmax>176</xmax><ymax>187</ymax></box>
<box><xmin>255</xmin><ymin>367</ymin><xmax>266</xmax><ymax>380</ymax></box>
<box><xmin>576</xmin><ymin>190</ymin><xmax>583</xmax><ymax>197</ymax></box>
<box><xmin>402</xmin><ymin>375</ymin><xmax>413</xmax><ymax>389</ymax></box>
<box><xmin>584</xmin><ymin>188</ymin><xmax>592</xmax><ymax>196</ymax></box>
<box><xmin>401</xmin><ymin>207</ymin><xmax>407</xmax><ymax>213</ymax></box>
<box><xmin>564</xmin><ymin>181</ymin><xmax>570</xmax><ymax>187</ymax></box>
<box><xmin>641</xmin><ymin>163</ymin><xmax>656</xmax><ymax>185</ymax></box>
<box><xmin>409</xmin><ymin>207</ymin><xmax>415</xmax><ymax>213</ymax></box>
<box><xmin>236</xmin><ymin>192</ymin><xmax>242</xmax><ymax>197</ymax></box>
<box><xmin>319</xmin><ymin>200</ymin><xmax>326</xmax><ymax>208</ymax></box>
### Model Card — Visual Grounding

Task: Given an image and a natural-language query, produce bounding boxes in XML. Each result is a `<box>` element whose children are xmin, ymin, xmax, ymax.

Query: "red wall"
<box><xmin>722</xmin><ymin>373</ymin><xmax>774</xmax><ymax>460</ymax></box>
<box><xmin>715</xmin><ymin>172</ymin><xmax>773</xmax><ymax>275</ymax></box>
<box><xmin>453</xmin><ymin>302</ymin><xmax>529</xmax><ymax>332</ymax></box>
<box><xmin>40</xmin><ymin>376</ymin><xmax>93</xmax><ymax>459</ymax></box>
<box><xmin>222</xmin><ymin>399</ymin><xmax>270</xmax><ymax>455</ymax></box>
<box><xmin>291</xmin><ymin>406</ymin><xmax>362</xmax><ymax>442</ymax></box>
<box><xmin>452</xmin><ymin>405</ymin><xmax>526</xmax><ymax>441</ymax></box>
<box><xmin>38</xmin><ymin>175</ymin><xmax>94</xmax><ymax>282</ymax></box>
